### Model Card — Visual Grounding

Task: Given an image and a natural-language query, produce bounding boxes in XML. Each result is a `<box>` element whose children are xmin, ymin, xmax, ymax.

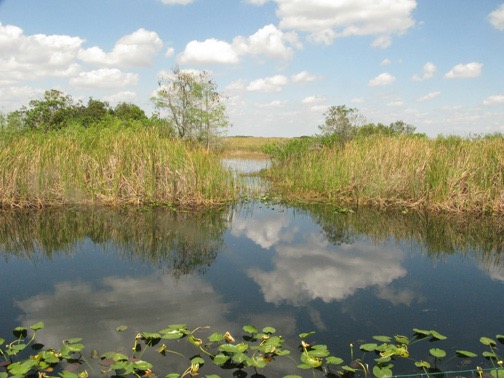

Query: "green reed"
<box><xmin>0</xmin><ymin>126</ymin><xmax>238</xmax><ymax>208</ymax></box>
<box><xmin>265</xmin><ymin>135</ymin><xmax>504</xmax><ymax>213</ymax></box>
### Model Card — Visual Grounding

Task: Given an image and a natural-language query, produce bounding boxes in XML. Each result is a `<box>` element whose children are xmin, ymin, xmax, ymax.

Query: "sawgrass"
<box><xmin>0</xmin><ymin>126</ymin><xmax>238</xmax><ymax>208</ymax></box>
<box><xmin>265</xmin><ymin>135</ymin><xmax>504</xmax><ymax>214</ymax></box>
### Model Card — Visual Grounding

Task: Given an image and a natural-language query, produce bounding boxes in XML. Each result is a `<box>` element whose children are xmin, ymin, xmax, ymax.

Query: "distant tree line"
<box><xmin>0</xmin><ymin>67</ymin><xmax>231</xmax><ymax>149</ymax></box>
<box><xmin>318</xmin><ymin>105</ymin><xmax>421</xmax><ymax>144</ymax></box>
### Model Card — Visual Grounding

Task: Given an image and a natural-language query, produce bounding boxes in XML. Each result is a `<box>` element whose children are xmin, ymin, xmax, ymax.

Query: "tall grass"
<box><xmin>265</xmin><ymin>135</ymin><xmax>504</xmax><ymax>213</ymax></box>
<box><xmin>0</xmin><ymin>126</ymin><xmax>238</xmax><ymax>208</ymax></box>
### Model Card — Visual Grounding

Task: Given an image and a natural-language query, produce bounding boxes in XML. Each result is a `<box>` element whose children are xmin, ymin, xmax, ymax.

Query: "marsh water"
<box><xmin>0</xmin><ymin>159</ymin><xmax>503</xmax><ymax>377</ymax></box>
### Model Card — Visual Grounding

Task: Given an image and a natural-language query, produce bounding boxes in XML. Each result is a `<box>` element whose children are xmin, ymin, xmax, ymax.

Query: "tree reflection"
<box><xmin>0</xmin><ymin>206</ymin><xmax>230</xmax><ymax>276</ymax></box>
<box><xmin>302</xmin><ymin>204</ymin><xmax>503</xmax><ymax>268</ymax></box>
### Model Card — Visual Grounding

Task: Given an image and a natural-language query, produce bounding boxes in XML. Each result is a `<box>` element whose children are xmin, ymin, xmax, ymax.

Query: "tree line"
<box><xmin>0</xmin><ymin>67</ymin><xmax>230</xmax><ymax>149</ymax></box>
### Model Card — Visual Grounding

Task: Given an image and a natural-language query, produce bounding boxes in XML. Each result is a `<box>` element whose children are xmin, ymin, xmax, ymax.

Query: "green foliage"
<box><xmin>0</xmin><ymin>324</ymin><xmax>502</xmax><ymax>377</ymax></box>
<box><xmin>152</xmin><ymin>67</ymin><xmax>230</xmax><ymax>149</ymax></box>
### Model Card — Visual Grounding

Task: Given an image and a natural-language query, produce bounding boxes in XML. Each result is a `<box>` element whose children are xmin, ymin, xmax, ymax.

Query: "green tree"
<box><xmin>23</xmin><ymin>89</ymin><xmax>76</xmax><ymax>131</ymax></box>
<box><xmin>318</xmin><ymin>105</ymin><xmax>366</xmax><ymax>143</ymax></box>
<box><xmin>113</xmin><ymin>102</ymin><xmax>147</xmax><ymax>122</ymax></box>
<box><xmin>152</xmin><ymin>67</ymin><xmax>230</xmax><ymax>147</ymax></box>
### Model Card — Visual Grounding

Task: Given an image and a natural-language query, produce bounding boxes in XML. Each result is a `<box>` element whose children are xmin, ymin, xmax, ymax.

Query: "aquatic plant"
<box><xmin>0</xmin><ymin>322</ymin><xmax>502</xmax><ymax>378</ymax></box>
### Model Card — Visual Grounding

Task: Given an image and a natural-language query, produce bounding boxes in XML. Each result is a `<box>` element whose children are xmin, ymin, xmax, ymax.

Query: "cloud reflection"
<box><xmin>248</xmin><ymin>232</ymin><xmax>407</xmax><ymax>305</ymax></box>
<box><xmin>15</xmin><ymin>273</ymin><xmax>234</xmax><ymax>357</ymax></box>
<box><xmin>231</xmin><ymin>211</ymin><xmax>297</xmax><ymax>249</ymax></box>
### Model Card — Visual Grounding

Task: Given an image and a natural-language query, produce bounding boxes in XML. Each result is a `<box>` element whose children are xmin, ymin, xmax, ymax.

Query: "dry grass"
<box><xmin>0</xmin><ymin>127</ymin><xmax>239</xmax><ymax>208</ymax></box>
<box><xmin>220</xmin><ymin>136</ymin><xmax>289</xmax><ymax>158</ymax></box>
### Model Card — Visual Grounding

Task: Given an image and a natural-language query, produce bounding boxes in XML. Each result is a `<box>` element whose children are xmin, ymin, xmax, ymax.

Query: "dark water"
<box><xmin>0</xmin><ymin>202</ymin><xmax>503</xmax><ymax>377</ymax></box>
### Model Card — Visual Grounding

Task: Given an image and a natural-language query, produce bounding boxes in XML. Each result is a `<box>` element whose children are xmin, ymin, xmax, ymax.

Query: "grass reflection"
<box><xmin>0</xmin><ymin>206</ymin><xmax>230</xmax><ymax>276</ymax></box>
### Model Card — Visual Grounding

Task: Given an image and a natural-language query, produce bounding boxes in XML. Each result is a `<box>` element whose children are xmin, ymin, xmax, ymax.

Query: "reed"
<box><xmin>265</xmin><ymin>135</ymin><xmax>504</xmax><ymax>213</ymax></box>
<box><xmin>0</xmin><ymin>126</ymin><xmax>238</xmax><ymax>208</ymax></box>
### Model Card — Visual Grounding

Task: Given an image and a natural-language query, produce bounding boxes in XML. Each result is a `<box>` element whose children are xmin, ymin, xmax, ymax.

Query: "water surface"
<box><xmin>0</xmin><ymin>203</ymin><xmax>502</xmax><ymax>376</ymax></box>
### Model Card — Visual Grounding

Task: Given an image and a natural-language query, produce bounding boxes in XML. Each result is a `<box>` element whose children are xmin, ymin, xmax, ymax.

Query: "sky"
<box><xmin>0</xmin><ymin>0</ymin><xmax>503</xmax><ymax>137</ymax></box>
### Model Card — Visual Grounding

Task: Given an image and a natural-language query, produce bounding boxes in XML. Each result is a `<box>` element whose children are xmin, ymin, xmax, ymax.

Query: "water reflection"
<box><xmin>0</xmin><ymin>203</ymin><xmax>503</xmax><ymax>376</ymax></box>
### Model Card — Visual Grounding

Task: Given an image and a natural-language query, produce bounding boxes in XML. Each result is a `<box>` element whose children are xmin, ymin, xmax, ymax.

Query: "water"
<box><xmin>0</xmin><ymin>203</ymin><xmax>502</xmax><ymax>377</ymax></box>
<box><xmin>1</xmin><ymin>159</ymin><xmax>503</xmax><ymax>376</ymax></box>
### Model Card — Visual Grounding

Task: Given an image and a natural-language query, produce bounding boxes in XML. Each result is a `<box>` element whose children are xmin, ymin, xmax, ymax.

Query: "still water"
<box><xmin>0</xmin><ymin>203</ymin><xmax>502</xmax><ymax>376</ymax></box>
<box><xmin>0</xmin><ymin>161</ymin><xmax>502</xmax><ymax>377</ymax></box>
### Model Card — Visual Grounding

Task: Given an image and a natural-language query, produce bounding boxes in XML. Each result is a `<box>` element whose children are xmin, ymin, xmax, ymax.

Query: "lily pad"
<box><xmin>429</xmin><ymin>348</ymin><xmax>446</xmax><ymax>358</ymax></box>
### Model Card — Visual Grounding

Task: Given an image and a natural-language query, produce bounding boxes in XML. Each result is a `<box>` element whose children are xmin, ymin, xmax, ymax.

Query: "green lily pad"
<box><xmin>456</xmin><ymin>350</ymin><xmax>477</xmax><ymax>358</ymax></box>
<box><xmin>429</xmin><ymin>348</ymin><xmax>446</xmax><ymax>358</ymax></box>
<box><xmin>480</xmin><ymin>337</ymin><xmax>497</xmax><ymax>347</ymax></box>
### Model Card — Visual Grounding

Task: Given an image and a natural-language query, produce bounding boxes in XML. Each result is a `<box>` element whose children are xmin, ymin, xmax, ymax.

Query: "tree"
<box><xmin>152</xmin><ymin>67</ymin><xmax>230</xmax><ymax>147</ymax></box>
<box><xmin>23</xmin><ymin>89</ymin><xmax>79</xmax><ymax>131</ymax></box>
<box><xmin>113</xmin><ymin>102</ymin><xmax>147</xmax><ymax>122</ymax></box>
<box><xmin>318</xmin><ymin>105</ymin><xmax>366</xmax><ymax>143</ymax></box>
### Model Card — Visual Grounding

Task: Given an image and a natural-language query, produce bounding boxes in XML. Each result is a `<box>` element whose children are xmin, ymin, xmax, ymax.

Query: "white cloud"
<box><xmin>245</xmin><ymin>0</ymin><xmax>270</xmax><ymax>4</ymax></box>
<box><xmin>369</xmin><ymin>72</ymin><xmax>396</xmax><ymax>86</ymax></box>
<box><xmin>381</xmin><ymin>58</ymin><xmax>392</xmax><ymax>66</ymax></box>
<box><xmin>412</xmin><ymin>62</ymin><xmax>437</xmax><ymax>81</ymax></box>
<box><xmin>259</xmin><ymin>100</ymin><xmax>288</xmax><ymax>108</ymax></box>
<box><xmin>275</xmin><ymin>0</ymin><xmax>417</xmax><ymax>46</ymax></box>
<box><xmin>417</xmin><ymin>91</ymin><xmax>441</xmax><ymax>102</ymax></box>
<box><xmin>178</xmin><ymin>24</ymin><xmax>300</xmax><ymax>65</ymax></box>
<box><xmin>387</xmin><ymin>100</ymin><xmax>404</xmax><ymax>107</ymax></box>
<box><xmin>165</xmin><ymin>47</ymin><xmax>175</xmax><ymax>57</ymax></box>
<box><xmin>78</xmin><ymin>28</ymin><xmax>162</xmax><ymax>67</ymax></box>
<box><xmin>234</xmin><ymin>24</ymin><xmax>301</xmax><ymax>60</ymax></box>
<box><xmin>178</xmin><ymin>38</ymin><xmax>240</xmax><ymax>64</ymax></box>
<box><xmin>246</xmin><ymin>75</ymin><xmax>289</xmax><ymax>92</ymax></box>
<box><xmin>102</xmin><ymin>91</ymin><xmax>138</xmax><ymax>105</ymax></box>
<box><xmin>0</xmin><ymin>23</ymin><xmax>83</xmax><ymax>82</ymax></box>
<box><xmin>483</xmin><ymin>94</ymin><xmax>504</xmax><ymax>105</ymax></box>
<box><xmin>302</xmin><ymin>95</ymin><xmax>325</xmax><ymax>104</ymax></box>
<box><xmin>160</xmin><ymin>0</ymin><xmax>194</xmax><ymax>4</ymax></box>
<box><xmin>444</xmin><ymin>62</ymin><xmax>483</xmax><ymax>79</ymax></box>
<box><xmin>70</xmin><ymin>68</ymin><xmax>138</xmax><ymax>88</ymax></box>
<box><xmin>291</xmin><ymin>70</ymin><xmax>318</xmax><ymax>83</ymax></box>
<box><xmin>0</xmin><ymin>86</ymin><xmax>43</xmax><ymax>111</ymax></box>
<box><xmin>489</xmin><ymin>4</ymin><xmax>504</xmax><ymax>30</ymax></box>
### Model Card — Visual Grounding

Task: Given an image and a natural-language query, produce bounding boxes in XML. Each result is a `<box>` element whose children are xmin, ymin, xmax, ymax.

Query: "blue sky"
<box><xmin>1</xmin><ymin>0</ymin><xmax>503</xmax><ymax>137</ymax></box>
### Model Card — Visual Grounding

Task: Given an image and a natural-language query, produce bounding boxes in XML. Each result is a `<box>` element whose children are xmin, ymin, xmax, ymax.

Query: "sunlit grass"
<box><xmin>221</xmin><ymin>136</ymin><xmax>289</xmax><ymax>158</ymax></box>
<box><xmin>265</xmin><ymin>135</ymin><xmax>504</xmax><ymax>213</ymax></box>
<box><xmin>0</xmin><ymin>127</ymin><xmax>239</xmax><ymax>208</ymax></box>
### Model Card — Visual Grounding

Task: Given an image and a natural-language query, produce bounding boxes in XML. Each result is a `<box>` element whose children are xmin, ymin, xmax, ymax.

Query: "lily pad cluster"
<box><xmin>0</xmin><ymin>323</ymin><xmax>503</xmax><ymax>378</ymax></box>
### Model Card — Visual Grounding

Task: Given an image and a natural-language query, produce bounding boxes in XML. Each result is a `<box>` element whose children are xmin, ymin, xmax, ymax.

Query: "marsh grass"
<box><xmin>221</xmin><ymin>136</ymin><xmax>289</xmax><ymax>158</ymax></box>
<box><xmin>0</xmin><ymin>127</ymin><xmax>238</xmax><ymax>208</ymax></box>
<box><xmin>265</xmin><ymin>135</ymin><xmax>504</xmax><ymax>213</ymax></box>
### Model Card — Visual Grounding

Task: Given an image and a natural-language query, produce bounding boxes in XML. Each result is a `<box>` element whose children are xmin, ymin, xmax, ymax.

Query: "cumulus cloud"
<box><xmin>78</xmin><ymin>28</ymin><xmax>162</xmax><ymax>67</ymax></box>
<box><xmin>70</xmin><ymin>68</ymin><xmax>138</xmax><ymax>88</ymax></box>
<box><xmin>483</xmin><ymin>94</ymin><xmax>504</xmax><ymax>105</ymax></box>
<box><xmin>489</xmin><ymin>4</ymin><xmax>504</xmax><ymax>30</ymax></box>
<box><xmin>444</xmin><ymin>62</ymin><xmax>483</xmax><ymax>79</ymax></box>
<box><xmin>178</xmin><ymin>38</ymin><xmax>240</xmax><ymax>64</ymax></box>
<box><xmin>417</xmin><ymin>91</ymin><xmax>441</xmax><ymax>102</ymax></box>
<box><xmin>231</xmin><ymin>212</ymin><xmax>296</xmax><ymax>248</ymax></box>
<box><xmin>275</xmin><ymin>0</ymin><xmax>416</xmax><ymax>46</ymax></box>
<box><xmin>291</xmin><ymin>70</ymin><xmax>318</xmax><ymax>83</ymax></box>
<box><xmin>412</xmin><ymin>62</ymin><xmax>437</xmax><ymax>81</ymax></box>
<box><xmin>178</xmin><ymin>24</ymin><xmax>300</xmax><ymax>64</ymax></box>
<box><xmin>369</xmin><ymin>72</ymin><xmax>396</xmax><ymax>86</ymax></box>
<box><xmin>0</xmin><ymin>86</ymin><xmax>43</xmax><ymax>111</ymax></box>
<box><xmin>246</xmin><ymin>75</ymin><xmax>289</xmax><ymax>92</ymax></box>
<box><xmin>0</xmin><ymin>23</ymin><xmax>83</xmax><ymax>82</ymax></box>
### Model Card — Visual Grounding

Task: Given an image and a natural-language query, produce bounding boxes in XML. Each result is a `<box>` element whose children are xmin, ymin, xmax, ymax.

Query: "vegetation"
<box><xmin>0</xmin><ymin>322</ymin><xmax>502</xmax><ymax>377</ymax></box>
<box><xmin>221</xmin><ymin>136</ymin><xmax>289</xmax><ymax>158</ymax></box>
<box><xmin>263</xmin><ymin>108</ymin><xmax>504</xmax><ymax>214</ymax></box>
<box><xmin>0</xmin><ymin>125</ymin><xmax>238</xmax><ymax>208</ymax></box>
<box><xmin>152</xmin><ymin>67</ymin><xmax>230</xmax><ymax>150</ymax></box>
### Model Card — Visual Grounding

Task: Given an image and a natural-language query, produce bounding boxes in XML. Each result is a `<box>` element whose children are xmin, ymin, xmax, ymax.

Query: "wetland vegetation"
<box><xmin>1</xmin><ymin>80</ymin><xmax>503</xmax><ymax>377</ymax></box>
